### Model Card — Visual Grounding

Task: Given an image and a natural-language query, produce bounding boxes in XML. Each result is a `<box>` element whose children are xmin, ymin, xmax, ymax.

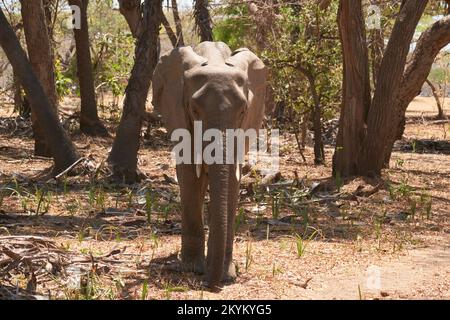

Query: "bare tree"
<box><xmin>118</xmin><ymin>0</ymin><xmax>144</xmax><ymax>38</ymax></box>
<box><xmin>172</xmin><ymin>0</ymin><xmax>184</xmax><ymax>46</ymax></box>
<box><xmin>68</xmin><ymin>0</ymin><xmax>107</xmax><ymax>136</ymax></box>
<box><xmin>0</xmin><ymin>8</ymin><xmax>80</xmax><ymax>175</ymax></box>
<box><xmin>368</xmin><ymin>0</ymin><xmax>384</xmax><ymax>86</ymax></box>
<box><xmin>332</xmin><ymin>0</ymin><xmax>371</xmax><ymax>177</ymax></box>
<box><xmin>297</xmin><ymin>66</ymin><xmax>325</xmax><ymax>165</ymax></box>
<box><xmin>333</xmin><ymin>0</ymin><xmax>444</xmax><ymax>176</ymax></box>
<box><xmin>161</xmin><ymin>11</ymin><xmax>178</xmax><ymax>47</ymax></box>
<box><xmin>426</xmin><ymin>79</ymin><xmax>445</xmax><ymax>119</ymax></box>
<box><xmin>20</xmin><ymin>0</ymin><xmax>58</xmax><ymax>157</ymax></box>
<box><xmin>384</xmin><ymin>15</ymin><xmax>450</xmax><ymax>165</ymax></box>
<box><xmin>357</xmin><ymin>0</ymin><xmax>428</xmax><ymax>175</ymax></box>
<box><xmin>194</xmin><ymin>0</ymin><xmax>213</xmax><ymax>42</ymax></box>
<box><xmin>13</xmin><ymin>73</ymin><xmax>28</xmax><ymax>118</ymax></box>
<box><xmin>158</xmin><ymin>0</ymin><xmax>184</xmax><ymax>48</ymax></box>
<box><xmin>108</xmin><ymin>0</ymin><xmax>162</xmax><ymax>182</ymax></box>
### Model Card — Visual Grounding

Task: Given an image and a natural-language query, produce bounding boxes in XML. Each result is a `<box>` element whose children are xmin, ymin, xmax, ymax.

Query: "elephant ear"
<box><xmin>226</xmin><ymin>48</ymin><xmax>267</xmax><ymax>131</ymax></box>
<box><xmin>152</xmin><ymin>46</ymin><xmax>206</xmax><ymax>134</ymax></box>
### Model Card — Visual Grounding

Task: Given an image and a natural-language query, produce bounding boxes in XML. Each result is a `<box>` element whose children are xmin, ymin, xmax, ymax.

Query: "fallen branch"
<box><xmin>53</xmin><ymin>157</ymin><xmax>86</xmax><ymax>179</ymax></box>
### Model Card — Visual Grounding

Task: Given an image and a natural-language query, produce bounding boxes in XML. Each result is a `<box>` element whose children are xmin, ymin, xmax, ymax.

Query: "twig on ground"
<box><xmin>53</xmin><ymin>157</ymin><xmax>86</xmax><ymax>180</ymax></box>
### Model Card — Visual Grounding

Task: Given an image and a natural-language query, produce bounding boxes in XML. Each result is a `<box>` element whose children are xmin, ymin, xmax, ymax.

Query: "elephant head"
<box><xmin>152</xmin><ymin>41</ymin><xmax>267</xmax><ymax>289</ymax></box>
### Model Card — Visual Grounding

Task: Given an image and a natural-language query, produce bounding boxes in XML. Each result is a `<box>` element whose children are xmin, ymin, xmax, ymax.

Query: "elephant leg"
<box><xmin>223</xmin><ymin>164</ymin><xmax>240</xmax><ymax>282</ymax></box>
<box><xmin>176</xmin><ymin>163</ymin><xmax>208</xmax><ymax>274</ymax></box>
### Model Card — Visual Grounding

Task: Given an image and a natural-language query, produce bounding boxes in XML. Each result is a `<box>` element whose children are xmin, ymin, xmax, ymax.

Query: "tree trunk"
<box><xmin>20</xmin><ymin>0</ymin><xmax>58</xmax><ymax>157</ymax></box>
<box><xmin>368</xmin><ymin>0</ymin><xmax>384</xmax><ymax>87</ymax></box>
<box><xmin>426</xmin><ymin>79</ymin><xmax>445</xmax><ymax>119</ymax></box>
<box><xmin>299</xmin><ymin>66</ymin><xmax>324</xmax><ymax>164</ymax></box>
<box><xmin>13</xmin><ymin>72</ymin><xmax>31</xmax><ymax>118</ymax></box>
<box><xmin>357</xmin><ymin>0</ymin><xmax>428</xmax><ymax>176</ymax></box>
<box><xmin>332</xmin><ymin>0</ymin><xmax>371</xmax><ymax>177</ymax></box>
<box><xmin>383</xmin><ymin>15</ymin><xmax>450</xmax><ymax>166</ymax></box>
<box><xmin>171</xmin><ymin>0</ymin><xmax>184</xmax><ymax>46</ymax></box>
<box><xmin>42</xmin><ymin>0</ymin><xmax>54</xmax><ymax>41</ymax></box>
<box><xmin>395</xmin><ymin>15</ymin><xmax>450</xmax><ymax>136</ymax></box>
<box><xmin>161</xmin><ymin>12</ymin><xmax>178</xmax><ymax>47</ymax></box>
<box><xmin>107</xmin><ymin>0</ymin><xmax>162</xmax><ymax>183</ymax></box>
<box><xmin>42</xmin><ymin>0</ymin><xmax>57</xmax><ymax>97</ymax></box>
<box><xmin>194</xmin><ymin>0</ymin><xmax>213</xmax><ymax>42</ymax></box>
<box><xmin>68</xmin><ymin>0</ymin><xmax>107</xmax><ymax>136</ymax></box>
<box><xmin>118</xmin><ymin>0</ymin><xmax>144</xmax><ymax>38</ymax></box>
<box><xmin>0</xmin><ymin>8</ymin><xmax>80</xmax><ymax>175</ymax></box>
<box><xmin>312</xmin><ymin>102</ymin><xmax>324</xmax><ymax>165</ymax></box>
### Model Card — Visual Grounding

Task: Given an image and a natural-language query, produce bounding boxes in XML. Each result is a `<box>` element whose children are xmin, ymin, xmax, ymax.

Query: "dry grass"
<box><xmin>0</xmin><ymin>96</ymin><xmax>449</xmax><ymax>300</ymax></box>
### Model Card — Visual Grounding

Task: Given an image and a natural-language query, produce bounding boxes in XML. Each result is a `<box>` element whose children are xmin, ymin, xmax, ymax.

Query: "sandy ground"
<box><xmin>0</xmin><ymin>96</ymin><xmax>449</xmax><ymax>300</ymax></box>
<box><xmin>406</xmin><ymin>96</ymin><xmax>450</xmax><ymax>117</ymax></box>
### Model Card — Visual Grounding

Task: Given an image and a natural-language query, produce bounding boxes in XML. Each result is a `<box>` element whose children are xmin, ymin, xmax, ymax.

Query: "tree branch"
<box><xmin>161</xmin><ymin>12</ymin><xmax>177</xmax><ymax>47</ymax></box>
<box><xmin>194</xmin><ymin>0</ymin><xmax>213</xmax><ymax>42</ymax></box>
<box><xmin>118</xmin><ymin>0</ymin><xmax>143</xmax><ymax>38</ymax></box>
<box><xmin>358</xmin><ymin>0</ymin><xmax>428</xmax><ymax>174</ymax></box>
<box><xmin>397</xmin><ymin>15</ymin><xmax>450</xmax><ymax>113</ymax></box>
<box><xmin>171</xmin><ymin>0</ymin><xmax>184</xmax><ymax>46</ymax></box>
<box><xmin>384</xmin><ymin>14</ymin><xmax>450</xmax><ymax>165</ymax></box>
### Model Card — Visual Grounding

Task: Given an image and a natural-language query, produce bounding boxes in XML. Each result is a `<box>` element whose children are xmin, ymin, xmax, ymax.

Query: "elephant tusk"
<box><xmin>235</xmin><ymin>164</ymin><xmax>240</xmax><ymax>181</ymax></box>
<box><xmin>195</xmin><ymin>151</ymin><xmax>202</xmax><ymax>179</ymax></box>
<box><xmin>196</xmin><ymin>164</ymin><xmax>202</xmax><ymax>178</ymax></box>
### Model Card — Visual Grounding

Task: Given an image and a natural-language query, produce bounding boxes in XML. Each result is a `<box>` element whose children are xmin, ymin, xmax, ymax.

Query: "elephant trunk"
<box><xmin>206</xmin><ymin>158</ymin><xmax>230</xmax><ymax>289</ymax></box>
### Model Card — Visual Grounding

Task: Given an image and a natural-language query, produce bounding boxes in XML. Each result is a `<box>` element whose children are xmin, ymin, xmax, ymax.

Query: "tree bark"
<box><xmin>194</xmin><ymin>0</ymin><xmax>213</xmax><ymax>42</ymax></box>
<box><xmin>298</xmin><ymin>66</ymin><xmax>324</xmax><ymax>164</ymax></box>
<box><xmin>161</xmin><ymin>12</ymin><xmax>178</xmax><ymax>47</ymax></box>
<box><xmin>68</xmin><ymin>0</ymin><xmax>107</xmax><ymax>136</ymax></box>
<box><xmin>107</xmin><ymin>0</ymin><xmax>162</xmax><ymax>183</ymax></box>
<box><xmin>13</xmin><ymin>72</ymin><xmax>30</xmax><ymax>118</ymax></box>
<box><xmin>42</xmin><ymin>0</ymin><xmax>54</xmax><ymax>41</ymax></box>
<box><xmin>426</xmin><ymin>79</ymin><xmax>445</xmax><ymax>119</ymax></box>
<box><xmin>171</xmin><ymin>0</ymin><xmax>184</xmax><ymax>46</ymax></box>
<box><xmin>20</xmin><ymin>0</ymin><xmax>58</xmax><ymax>157</ymax></box>
<box><xmin>118</xmin><ymin>0</ymin><xmax>143</xmax><ymax>38</ymax></box>
<box><xmin>357</xmin><ymin>0</ymin><xmax>428</xmax><ymax>176</ymax></box>
<box><xmin>395</xmin><ymin>15</ymin><xmax>450</xmax><ymax>135</ymax></box>
<box><xmin>368</xmin><ymin>0</ymin><xmax>384</xmax><ymax>87</ymax></box>
<box><xmin>0</xmin><ymin>8</ymin><xmax>80</xmax><ymax>175</ymax></box>
<box><xmin>318</xmin><ymin>0</ymin><xmax>332</xmax><ymax>10</ymax></box>
<box><xmin>369</xmin><ymin>28</ymin><xmax>384</xmax><ymax>87</ymax></box>
<box><xmin>383</xmin><ymin>14</ymin><xmax>450</xmax><ymax>166</ymax></box>
<box><xmin>332</xmin><ymin>0</ymin><xmax>371</xmax><ymax>177</ymax></box>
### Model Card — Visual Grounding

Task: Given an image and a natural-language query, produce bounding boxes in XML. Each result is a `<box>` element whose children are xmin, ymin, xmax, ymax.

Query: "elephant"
<box><xmin>152</xmin><ymin>41</ymin><xmax>267</xmax><ymax>290</ymax></box>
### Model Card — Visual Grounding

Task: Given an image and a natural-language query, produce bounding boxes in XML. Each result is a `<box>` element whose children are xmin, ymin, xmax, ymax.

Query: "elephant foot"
<box><xmin>200</xmin><ymin>262</ymin><xmax>236</xmax><ymax>292</ymax></box>
<box><xmin>182</xmin><ymin>259</ymin><xmax>205</xmax><ymax>274</ymax></box>
<box><xmin>222</xmin><ymin>261</ymin><xmax>237</xmax><ymax>283</ymax></box>
<box><xmin>202</xmin><ymin>280</ymin><xmax>222</xmax><ymax>293</ymax></box>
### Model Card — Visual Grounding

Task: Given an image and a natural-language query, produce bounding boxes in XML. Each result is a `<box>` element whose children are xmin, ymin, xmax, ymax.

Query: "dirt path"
<box><xmin>304</xmin><ymin>239</ymin><xmax>450</xmax><ymax>300</ymax></box>
<box><xmin>177</xmin><ymin>234</ymin><xmax>450</xmax><ymax>300</ymax></box>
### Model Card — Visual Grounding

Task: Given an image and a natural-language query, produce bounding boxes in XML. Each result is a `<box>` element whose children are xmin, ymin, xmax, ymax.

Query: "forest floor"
<box><xmin>0</xmin><ymin>96</ymin><xmax>449</xmax><ymax>300</ymax></box>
